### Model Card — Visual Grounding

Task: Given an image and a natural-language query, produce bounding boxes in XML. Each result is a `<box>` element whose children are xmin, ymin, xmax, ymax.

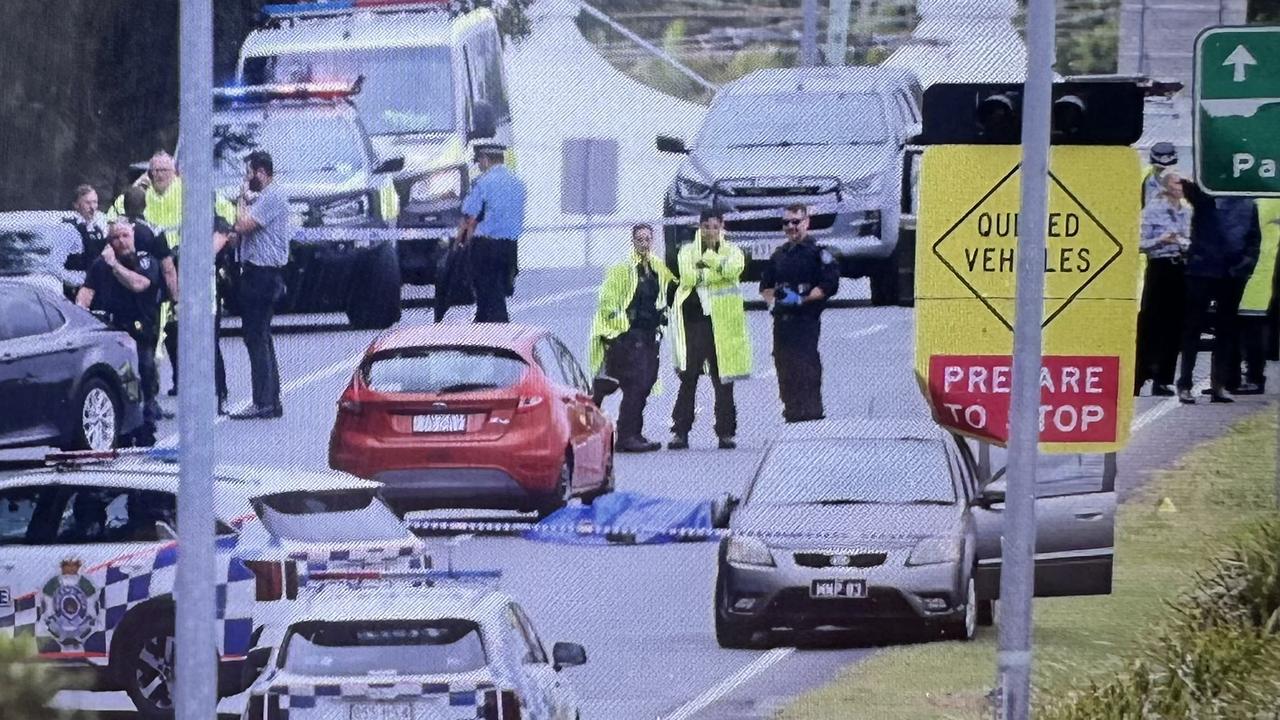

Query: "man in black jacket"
<box><xmin>1177</xmin><ymin>180</ymin><xmax>1261</xmax><ymax>404</ymax></box>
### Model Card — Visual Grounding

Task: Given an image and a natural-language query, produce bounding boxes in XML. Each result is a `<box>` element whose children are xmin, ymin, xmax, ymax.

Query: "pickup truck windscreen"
<box><xmin>698</xmin><ymin>92</ymin><xmax>891</xmax><ymax>149</ymax></box>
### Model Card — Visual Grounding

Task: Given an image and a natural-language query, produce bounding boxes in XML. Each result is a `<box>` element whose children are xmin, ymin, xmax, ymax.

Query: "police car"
<box><xmin>238</xmin><ymin>0</ymin><xmax>518</xmax><ymax>286</ymax></box>
<box><xmin>0</xmin><ymin>450</ymin><xmax>428</xmax><ymax>718</ymax></box>
<box><xmin>237</xmin><ymin>570</ymin><xmax>587</xmax><ymax>720</ymax></box>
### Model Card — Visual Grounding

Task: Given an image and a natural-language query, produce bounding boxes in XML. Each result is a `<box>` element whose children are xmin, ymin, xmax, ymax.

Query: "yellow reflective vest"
<box><xmin>1241</xmin><ymin>199</ymin><xmax>1280</xmax><ymax>315</ymax></box>
<box><xmin>588</xmin><ymin>252</ymin><xmax>675</xmax><ymax>376</ymax></box>
<box><xmin>669</xmin><ymin>232</ymin><xmax>752</xmax><ymax>381</ymax></box>
<box><xmin>109</xmin><ymin>177</ymin><xmax>184</xmax><ymax>249</ymax></box>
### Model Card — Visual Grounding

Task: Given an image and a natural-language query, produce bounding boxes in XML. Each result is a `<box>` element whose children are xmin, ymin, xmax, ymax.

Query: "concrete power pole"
<box><xmin>801</xmin><ymin>0</ymin><xmax>820</xmax><ymax>65</ymax></box>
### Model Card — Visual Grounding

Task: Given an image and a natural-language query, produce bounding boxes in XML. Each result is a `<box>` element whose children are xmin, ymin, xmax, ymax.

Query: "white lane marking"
<box><xmin>1131</xmin><ymin>379</ymin><xmax>1210</xmax><ymax>434</ymax></box>
<box><xmin>841</xmin><ymin>322</ymin><xmax>888</xmax><ymax>340</ymax></box>
<box><xmin>660</xmin><ymin>647</ymin><xmax>794</xmax><ymax>720</ymax></box>
<box><xmin>158</xmin><ymin>285</ymin><xmax>597</xmax><ymax>446</ymax></box>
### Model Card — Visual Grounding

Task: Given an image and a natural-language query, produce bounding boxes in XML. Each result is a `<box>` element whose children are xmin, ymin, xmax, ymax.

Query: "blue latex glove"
<box><xmin>779</xmin><ymin>289</ymin><xmax>803</xmax><ymax>306</ymax></box>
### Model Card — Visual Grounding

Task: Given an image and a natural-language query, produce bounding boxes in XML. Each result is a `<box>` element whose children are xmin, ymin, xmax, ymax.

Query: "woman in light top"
<box><xmin>1135</xmin><ymin>171</ymin><xmax>1192</xmax><ymax>397</ymax></box>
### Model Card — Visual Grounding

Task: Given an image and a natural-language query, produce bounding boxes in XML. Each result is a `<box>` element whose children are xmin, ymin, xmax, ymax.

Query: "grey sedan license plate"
<box><xmin>412</xmin><ymin>414</ymin><xmax>467</xmax><ymax>433</ymax></box>
<box><xmin>350</xmin><ymin>703</ymin><xmax>415</xmax><ymax>720</ymax></box>
<box><xmin>811</xmin><ymin>579</ymin><xmax>867</xmax><ymax>599</ymax></box>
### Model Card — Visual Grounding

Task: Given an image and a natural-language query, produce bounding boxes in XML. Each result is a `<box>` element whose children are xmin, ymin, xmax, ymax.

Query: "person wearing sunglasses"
<box><xmin>760</xmin><ymin>204</ymin><xmax>839</xmax><ymax>423</ymax></box>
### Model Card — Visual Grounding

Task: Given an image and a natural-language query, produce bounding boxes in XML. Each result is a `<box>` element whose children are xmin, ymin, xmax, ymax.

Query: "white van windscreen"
<box><xmin>242</xmin><ymin>47</ymin><xmax>455</xmax><ymax>136</ymax></box>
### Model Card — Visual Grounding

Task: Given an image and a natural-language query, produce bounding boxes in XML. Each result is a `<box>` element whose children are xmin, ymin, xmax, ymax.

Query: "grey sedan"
<box><xmin>713</xmin><ymin>418</ymin><xmax>1115</xmax><ymax>648</ymax></box>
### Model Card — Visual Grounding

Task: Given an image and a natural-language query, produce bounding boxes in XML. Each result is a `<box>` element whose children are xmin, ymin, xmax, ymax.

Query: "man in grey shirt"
<box><xmin>229</xmin><ymin>150</ymin><xmax>291</xmax><ymax>420</ymax></box>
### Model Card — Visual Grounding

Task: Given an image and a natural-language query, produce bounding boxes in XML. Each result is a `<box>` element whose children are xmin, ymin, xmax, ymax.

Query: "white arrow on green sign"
<box><xmin>1194</xmin><ymin>26</ymin><xmax>1280</xmax><ymax>196</ymax></box>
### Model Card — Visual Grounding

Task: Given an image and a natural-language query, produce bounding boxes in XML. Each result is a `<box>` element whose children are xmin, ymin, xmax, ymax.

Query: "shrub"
<box><xmin>0</xmin><ymin>636</ymin><xmax>90</xmax><ymax>720</ymax></box>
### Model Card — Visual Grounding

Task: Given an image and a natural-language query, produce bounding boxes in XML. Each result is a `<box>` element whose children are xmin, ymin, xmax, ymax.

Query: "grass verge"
<box><xmin>778</xmin><ymin>408</ymin><xmax>1278</xmax><ymax>720</ymax></box>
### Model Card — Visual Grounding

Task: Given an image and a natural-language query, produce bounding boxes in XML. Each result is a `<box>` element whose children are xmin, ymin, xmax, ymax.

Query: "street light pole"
<box><xmin>827</xmin><ymin>0</ymin><xmax>853</xmax><ymax>66</ymax></box>
<box><xmin>175</xmin><ymin>0</ymin><xmax>216</xmax><ymax>718</ymax></box>
<box><xmin>801</xmin><ymin>0</ymin><xmax>820</xmax><ymax>66</ymax></box>
<box><xmin>997</xmin><ymin>0</ymin><xmax>1055</xmax><ymax>716</ymax></box>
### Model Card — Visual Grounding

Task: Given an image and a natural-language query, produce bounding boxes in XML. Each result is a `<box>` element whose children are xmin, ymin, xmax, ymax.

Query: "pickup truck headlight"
<box><xmin>841</xmin><ymin>176</ymin><xmax>881</xmax><ymax>196</ymax></box>
<box><xmin>674</xmin><ymin>175</ymin><xmax>712</xmax><ymax>200</ymax></box>
<box><xmin>726</xmin><ymin>536</ymin><xmax>776</xmax><ymax>567</ymax></box>
<box><xmin>410</xmin><ymin>167</ymin><xmax>463</xmax><ymax>202</ymax></box>
<box><xmin>318</xmin><ymin>195</ymin><xmax>369</xmax><ymax>222</ymax></box>
<box><xmin>906</xmin><ymin>536</ymin><xmax>962</xmax><ymax>567</ymax></box>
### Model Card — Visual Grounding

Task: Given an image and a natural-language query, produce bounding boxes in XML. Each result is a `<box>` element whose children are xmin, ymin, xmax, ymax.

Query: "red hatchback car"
<box><xmin>329</xmin><ymin>324</ymin><xmax>615</xmax><ymax>516</ymax></box>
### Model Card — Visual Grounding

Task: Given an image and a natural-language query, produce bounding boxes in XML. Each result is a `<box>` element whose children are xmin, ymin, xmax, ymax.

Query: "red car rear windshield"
<box><xmin>363</xmin><ymin>347</ymin><xmax>528</xmax><ymax>394</ymax></box>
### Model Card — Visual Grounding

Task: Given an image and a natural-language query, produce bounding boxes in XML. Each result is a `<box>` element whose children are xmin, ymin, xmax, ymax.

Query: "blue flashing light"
<box><xmin>262</xmin><ymin>1</ymin><xmax>355</xmax><ymax>18</ymax></box>
<box><xmin>299</xmin><ymin>568</ymin><xmax>503</xmax><ymax>588</ymax></box>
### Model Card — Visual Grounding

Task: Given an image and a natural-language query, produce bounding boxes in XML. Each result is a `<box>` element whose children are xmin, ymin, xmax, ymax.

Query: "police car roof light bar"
<box><xmin>301</xmin><ymin>568</ymin><xmax>502</xmax><ymax>587</ymax></box>
<box><xmin>214</xmin><ymin>80</ymin><xmax>363</xmax><ymax>104</ymax></box>
<box><xmin>42</xmin><ymin>446</ymin><xmax>176</xmax><ymax>468</ymax></box>
<box><xmin>261</xmin><ymin>0</ymin><xmax>465</xmax><ymax>21</ymax></box>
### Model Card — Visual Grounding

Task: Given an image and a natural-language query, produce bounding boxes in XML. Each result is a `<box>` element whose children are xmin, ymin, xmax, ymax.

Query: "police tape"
<box><xmin>520</xmin><ymin>199</ymin><xmax>900</xmax><ymax>235</ymax></box>
<box><xmin>407</xmin><ymin>518</ymin><xmax>925</xmax><ymax>544</ymax></box>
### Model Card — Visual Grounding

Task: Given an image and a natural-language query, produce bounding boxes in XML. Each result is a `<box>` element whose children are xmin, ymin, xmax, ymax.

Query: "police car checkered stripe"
<box><xmin>269</xmin><ymin>680</ymin><xmax>497</xmax><ymax>710</ymax></box>
<box><xmin>0</xmin><ymin>536</ymin><xmax>256</xmax><ymax>660</ymax></box>
<box><xmin>285</xmin><ymin>545</ymin><xmax>418</xmax><ymax>563</ymax></box>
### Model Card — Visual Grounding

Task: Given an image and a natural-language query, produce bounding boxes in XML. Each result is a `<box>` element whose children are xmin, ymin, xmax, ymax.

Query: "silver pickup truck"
<box><xmin>658</xmin><ymin>66</ymin><xmax>923</xmax><ymax>306</ymax></box>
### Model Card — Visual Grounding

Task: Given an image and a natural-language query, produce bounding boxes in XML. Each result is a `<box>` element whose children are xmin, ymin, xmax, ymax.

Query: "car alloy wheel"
<box><xmin>132</xmin><ymin>632</ymin><xmax>176</xmax><ymax>715</ymax></box>
<box><xmin>79</xmin><ymin>382</ymin><xmax>118</xmax><ymax>451</ymax></box>
<box><xmin>948</xmin><ymin>576</ymin><xmax>977</xmax><ymax>642</ymax></box>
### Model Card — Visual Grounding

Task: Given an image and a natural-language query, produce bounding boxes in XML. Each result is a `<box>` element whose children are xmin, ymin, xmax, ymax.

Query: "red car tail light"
<box><xmin>244</xmin><ymin>561</ymin><xmax>284</xmax><ymax>601</ymax></box>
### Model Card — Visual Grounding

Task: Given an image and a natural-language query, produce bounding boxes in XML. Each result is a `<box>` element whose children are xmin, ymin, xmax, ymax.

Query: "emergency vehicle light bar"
<box><xmin>300</xmin><ymin>568</ymin><xmax>502</xmax><ymax>586</ymax></box>
<box><xmin>261</xmin><ymin>0</ymin><xmax>467</xmax><ymax>21</ymax></box>
<box><xmin>214</xmin><ymin>80</ymin><xmax>363</xmax><ymax>105</ymax></box>
<box><xmin>41</xmin><ymin>446</ymin><xmax>177</xmax><ymax>468</ymax></box>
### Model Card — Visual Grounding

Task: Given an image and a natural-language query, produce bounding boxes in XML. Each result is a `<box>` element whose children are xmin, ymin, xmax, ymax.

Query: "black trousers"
<box><xmin>592</xmin><ymin>330</ymin><xmax>660</xmax><ymax>440</ymax></box>
<box><xmin>1238</xmin><ymin>315</ymin><xmax>1269</xmax><ymax>388</ymax></box>
<box><xmin>215</xmin><ymin>297</ymin><xmax>227</xmax><ymax>403</ymax></box>
<box><xmin>238</xmin><ymin>265</ymin><xmax>284</xmax><ymax>409</ymax></box>
<box><xmin>163</xmin><ymin>315</ymin><xmax>178</xmax><ymax>390</ymax></box>
<box><xmin>134</xmin><ymin>333</ymin><xmax>160</xmax><ymax>433</ymax></box>
<box><xmin>1178</xmin><ymin>275</ymin><xmax>1247</xmax><ymax>391</ymax></box>
<box><xmin>471</xmin><ymin>236</ymin><xmax>515</xmax><ymax>323</ymax></box>
<box><xmin>1135</xmin><ymin>258</ymin><xmax>1186</xmax><ymax>388</ymax></box>
<box><xmin>773</xmin><ymin>312</ymin><xmax>824</xmax><ymax>420</ymax></box>
<box><xmin>672</xmin><ymin>318</ymin><xmax>736</xmax><ymax>439</ymax></box>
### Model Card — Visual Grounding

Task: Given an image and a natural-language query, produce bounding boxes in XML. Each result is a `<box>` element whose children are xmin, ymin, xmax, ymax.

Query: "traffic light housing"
<box><xmin>920</xmin><ymin>82</ymin><xmax>1144</xmax><ymax>145</ymax></box>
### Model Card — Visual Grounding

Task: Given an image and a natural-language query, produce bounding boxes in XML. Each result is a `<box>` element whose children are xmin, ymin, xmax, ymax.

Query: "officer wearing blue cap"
<box><xmin>459</xmin><ymin>142</ymin><xmax>527</xmax><ymax>322</ymax></box>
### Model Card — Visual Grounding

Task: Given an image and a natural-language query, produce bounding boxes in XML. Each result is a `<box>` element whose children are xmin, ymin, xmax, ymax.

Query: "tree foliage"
<box><xmin>0</xmin><ymin>636</ymin><xmax>90</xmax><ymax>720</ymax></box>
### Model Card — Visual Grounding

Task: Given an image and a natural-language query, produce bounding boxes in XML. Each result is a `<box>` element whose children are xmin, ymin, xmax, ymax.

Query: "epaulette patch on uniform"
<box><xmin>820</xmin><ymin>250</ymin><xmax>836</xmax><ymax>265</ymax></box>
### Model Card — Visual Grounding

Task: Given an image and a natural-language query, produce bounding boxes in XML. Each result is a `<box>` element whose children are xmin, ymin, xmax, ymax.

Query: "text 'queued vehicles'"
<box><xmin>0</xmin><ymin>277</ymin><xmax>145</xmax><ymax>452</ymax></box>
<box><xmin>213</xmin><ymin>81</ymin><xmax>411</xmax><ymax>329</ymax></box>
<box><xmin>329</xmin><ymin>324</ymin><xmax>615</xmax><ymax>518</ymax></box>
<box><xmin>714</xmin><ymin>418</ymin><xmax>1116</xmax><ymax>648</ymax></box>
<box><xmin>657</xmin><ymin>66</ymin><xmax>923</xmax><ymax>305</ymax></box>
<box><xmin>239</xmin><ymin>0</ymin><xmax>517</xmax><ymax>287</ymax></box>
<box><xmin>238</xmin><ymin>569</ymin><xmax>587</xmax><ymax>720</ymax></box>
<box><xmin>0</xmin><ymin>450</ymin><xmax>427</xmax><ymax>718</ymax></box>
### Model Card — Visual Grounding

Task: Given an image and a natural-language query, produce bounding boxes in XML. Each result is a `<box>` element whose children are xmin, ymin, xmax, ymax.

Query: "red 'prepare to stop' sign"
<box><xmin>926</xmin><ymin>355</ymin><xmax>1121</xmax><ymax>444</ymax></box>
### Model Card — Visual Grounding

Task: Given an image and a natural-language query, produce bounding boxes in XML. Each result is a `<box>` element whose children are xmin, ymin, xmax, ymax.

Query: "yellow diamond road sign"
<box><xmin>931</xmin><ymin>164</ymin><xmax>1127</xmax><ymax>331</ymax></box>
<box><xmin>915</xmin><ymin>145</ymin><xmax>1141</xmax><ymax>454</ymax></box>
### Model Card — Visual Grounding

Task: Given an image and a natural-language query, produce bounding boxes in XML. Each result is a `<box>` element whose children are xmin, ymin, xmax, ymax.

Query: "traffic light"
<box><xmin>919</xmin><ymin>82</ymin><xmax>1144</xmax><ymax>146</ymax></box>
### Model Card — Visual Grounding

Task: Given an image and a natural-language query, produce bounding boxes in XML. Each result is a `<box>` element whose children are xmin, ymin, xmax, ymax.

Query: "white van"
<box><xmin>237</xmin><ymin>0</ymin><xmax>517</xmax><ymax>284</ymax></box>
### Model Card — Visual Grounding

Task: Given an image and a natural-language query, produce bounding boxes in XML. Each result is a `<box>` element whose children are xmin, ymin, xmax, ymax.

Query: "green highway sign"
<box><xmin>1194</xmin><ymin>26</ymin><xmax>1280</xmax><ymax>196</ymax></box>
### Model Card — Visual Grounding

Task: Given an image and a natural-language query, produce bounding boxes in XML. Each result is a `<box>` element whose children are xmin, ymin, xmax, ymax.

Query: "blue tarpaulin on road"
<box><xmin>522</xmin><ymin>492</ymin><xmax>719</xmax><ymax>545</ymax></box>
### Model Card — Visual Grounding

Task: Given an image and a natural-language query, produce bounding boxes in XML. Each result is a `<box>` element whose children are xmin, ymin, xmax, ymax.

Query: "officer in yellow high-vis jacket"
<box><xmin>588</xmin><ymin>224</ymin><xmax>676</xmax><ymax>453</ymax></box>
<box><xmin>110</xmin><ymin>151</ymin><xmax>184</xmax><ymax>395</ymax></box>
<box><xmin>1234</xmin><ymin>199</ymin><xmax>1280</xmax><ymax>394</ymax></box>
<box><xmin>668</xmin><ymin>209</ymin><xmax>752</xmax><ymax>451</ymax></box>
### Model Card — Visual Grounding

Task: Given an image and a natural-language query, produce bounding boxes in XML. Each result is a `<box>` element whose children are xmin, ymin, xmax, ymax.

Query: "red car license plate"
<box><xmin>412</xmin><ymin>414</ymin><xmax>467</xmax><ymax>433</ymax></box>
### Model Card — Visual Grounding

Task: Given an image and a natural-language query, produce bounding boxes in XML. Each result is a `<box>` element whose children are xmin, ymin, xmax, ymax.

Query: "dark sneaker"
<box><xmin>1234</xmin><ymin>382</ymin><xmax>1264</xmax><ymax>395</ymax></box>
<box><xmin>1151</xmin><ymin>385</ymin><xmax>1176</xmax><ymax>397</ymax></box>
<box><xmin>1178</xmin><ymin>389</ymin><xmax>1195</xmax><ymax>405</ymax></box>
<box><xmin>618</xmin><ymin>436</ymin><xmax>659</xmax><ymax>453</ymax></box>
<box><xmin>718</xmin><ymin>437</ymin><xmax>737</xmax><ymax>450</ymax></box>
<box><xmin>667</xmin><ymin>434</ymin><xmax>689</xmax><ymax>450</ymax></box>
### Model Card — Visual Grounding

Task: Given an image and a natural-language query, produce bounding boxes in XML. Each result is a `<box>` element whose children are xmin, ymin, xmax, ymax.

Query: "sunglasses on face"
<box><xmin>783</xmin><ymin>218</ymin><xmax>804</xmax><ymax>226</ymax></box>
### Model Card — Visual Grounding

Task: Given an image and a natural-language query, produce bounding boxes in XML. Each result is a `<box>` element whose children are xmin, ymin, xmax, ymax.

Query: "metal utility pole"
<box><xmin>827</xmin><ymin>0</ymin><xmax>853</xmax><ymax>66</ymax></box>
<box><xmin>996</xmin><ymin>0</ymin><xmax>1055</xmax><ymax>716</ymax></box>
<box><xmin>175</xmin><ymin>0</ymin><xmax>216</xmax><ymax>718</ymax></box>
<box><xmin>801</xmin><ymin>0</ymin><xmax>820</xmax><ymax>66</ymax></box>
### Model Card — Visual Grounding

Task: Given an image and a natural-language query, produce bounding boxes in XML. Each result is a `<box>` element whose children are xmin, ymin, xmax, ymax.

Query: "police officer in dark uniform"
<box><xmin>75</xmin><ymin>220</ymin><xmax>165</xmax><ymax>445</ymax></box>
<box><xmin>760</xmin><ymin>203</ymin><xmax>840</xmax><ymax>423</ymax></box>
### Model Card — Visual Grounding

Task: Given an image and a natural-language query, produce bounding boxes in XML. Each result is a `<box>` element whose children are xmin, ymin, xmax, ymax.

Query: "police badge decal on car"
<box><xmin>39</xmin><ymin>558</ymin><xmax>104</xmax><ymax>649</ymax></box>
